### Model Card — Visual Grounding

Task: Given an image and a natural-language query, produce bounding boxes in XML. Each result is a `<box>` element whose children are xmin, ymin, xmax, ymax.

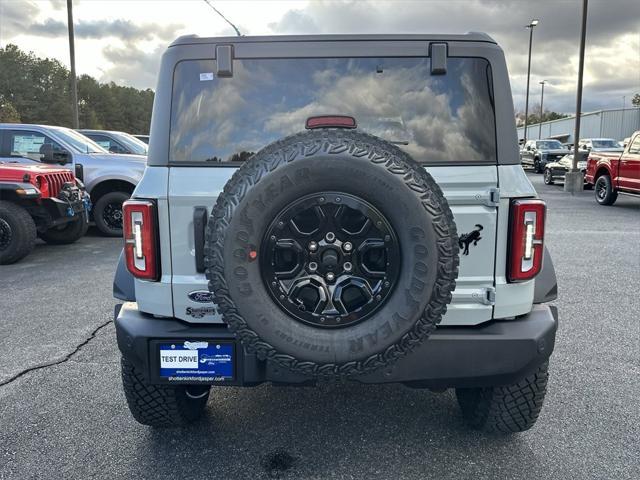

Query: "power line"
<box><xmin>202</xmin><ymin>0</ymin><xmax>242</xmax><ymax>37</ymax></box>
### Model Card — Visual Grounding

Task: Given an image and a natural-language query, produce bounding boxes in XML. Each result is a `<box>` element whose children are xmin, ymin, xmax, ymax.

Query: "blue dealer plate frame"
<box><xmin>157</xmin><ymin>341</ymin><xmax>235</xmax><ymax>382</ymax></box>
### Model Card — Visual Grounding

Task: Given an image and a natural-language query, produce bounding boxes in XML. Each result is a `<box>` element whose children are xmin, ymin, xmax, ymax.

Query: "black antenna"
<box><xmin>203</xmin><ymin>0</ymin><xmax>242</xmax><ymax>37</ymax></box>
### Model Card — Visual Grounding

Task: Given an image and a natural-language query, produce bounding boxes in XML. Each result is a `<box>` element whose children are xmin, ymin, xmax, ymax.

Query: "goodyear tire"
<box><xmin>39</xmin><ymin>216</ymin><xmax>88</xmax><ymax>245</ymax></box>
<box><xmin>0</xmin><ymin>200</ymin><xmax>37</xmax><ymax>265</ymax></box>
<box><xmin>205</xmin><ymin>130</ymin><xmax>459</xmax><ymax>377</ymax></box>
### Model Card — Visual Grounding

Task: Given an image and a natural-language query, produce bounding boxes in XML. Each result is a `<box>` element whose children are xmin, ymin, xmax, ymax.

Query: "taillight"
<box><xmin>305</xmin><ymin>115</ymin><xmax>357</xmax><ymax>129</ymax></box>
<box><xmin>123</xmin><ymin>199</ymin><xmax>159</xmax><ymax>281</ymax></box>
<box><xmin>508</xmin><ymin>199</ymin><xmax>546</xmax><ymax>282</ymax></box>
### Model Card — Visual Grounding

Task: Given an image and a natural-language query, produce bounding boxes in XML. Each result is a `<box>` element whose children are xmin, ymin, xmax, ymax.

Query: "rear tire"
<box><xmin>0</xmin><ymin>201</ymin><xmax>37</xmax><ymax>265</ymax></box>
<box><xmin>534</xmin><ymin>158</ymin><xmax>543</xmax><ymax>174</ymax></box>
<box><xmin>121</xmin><ymin>357</ymin><xmax>210</xmax><ymax>427</ymax></box>
<box><xmin>456</xmin><ymin>361</ymin><xmax>549</xmax><ymax>433</ymax></box>
<box><xmin>93</xmin><ymin>191</ymin><xmax>130</xmax><ymax>236</ymax></box>
<box><xmin>543</xmin><ymin>169</ymin><xmax>554</xmax><ymax>185</ymax></box>
<box><xmin>594</xmin><ymin>175</ymin><xmax>617</xmax><ymax>205</ymax></box>
<box><xmin>39</xmin><ymin>216</ymin><xmax>88</xmax><ymax>245</ymax></box>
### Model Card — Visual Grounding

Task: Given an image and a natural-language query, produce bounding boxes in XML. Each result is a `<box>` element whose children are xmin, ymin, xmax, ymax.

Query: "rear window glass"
<box><xmin>170</xmin><ymin>57</ymin><xmax>496</xmax><ymax>164</ymax></box>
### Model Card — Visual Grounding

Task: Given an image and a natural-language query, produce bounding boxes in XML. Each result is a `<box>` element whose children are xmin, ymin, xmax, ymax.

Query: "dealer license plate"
<box><xmin>158</xmin><ymin>341</ymin><xmax>234</xmax><ymax>381</ymax></box>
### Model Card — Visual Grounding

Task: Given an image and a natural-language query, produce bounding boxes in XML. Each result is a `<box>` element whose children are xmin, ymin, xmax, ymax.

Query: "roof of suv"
<box><xmin>170</xmin><ymin>32</ymin><xmax>497</xmax><ymax>47</ymax></box>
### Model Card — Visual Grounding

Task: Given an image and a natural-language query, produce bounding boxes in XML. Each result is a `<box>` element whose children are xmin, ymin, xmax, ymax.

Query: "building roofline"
<box><xmin>518</xmin><ymin>106</ymin><xmax>640</xmax><ymax>131</ymax></box>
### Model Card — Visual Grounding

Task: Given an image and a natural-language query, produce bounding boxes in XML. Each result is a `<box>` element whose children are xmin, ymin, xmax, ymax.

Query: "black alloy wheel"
<box><xmin>595</xmin><ymin>175</ymin><xmax>617</xmax><ymax>205</ymax></box>
<box><xmin>261</xmin><ymin>192</ymin><xmax>400</xmax><ymax>329</ymax></box>
<box><xmin>103</xmin><ymin>202</ymin><xmax>123</xmax><ymax>231</ymax></box>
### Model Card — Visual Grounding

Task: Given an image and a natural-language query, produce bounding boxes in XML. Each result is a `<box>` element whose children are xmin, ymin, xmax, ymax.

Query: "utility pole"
<box><xmin>67</xmin><ymin>0</ymin><xmax>79</xmax><ymax>128</ymax></box>
<box><xmin>565</xmin><ymin>0</ymin><xmax>588</xmax><ymax>194</ymax></box>
<box><xmin>523</xmin><ymin>19</ymin><xmax>539</xmax><ymax>145</ymax></box>
<box><xmin>538</xmin><ymin>80</ymin><xmax>546</xmax><ymax>140</ymax></box>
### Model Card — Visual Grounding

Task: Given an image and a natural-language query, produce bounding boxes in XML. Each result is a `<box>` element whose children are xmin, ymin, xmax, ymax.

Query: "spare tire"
<box><xmin>206</xmin><ymin>130</ymin><xmax>459</xmax><ymax>377</ymax></box>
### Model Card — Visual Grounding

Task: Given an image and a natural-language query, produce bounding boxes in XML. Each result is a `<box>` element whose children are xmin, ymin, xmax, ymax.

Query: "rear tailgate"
<box><xmin>168</xmin><ymin>165</ymin><xmax>498</xmax><ymax>326</ymax></box>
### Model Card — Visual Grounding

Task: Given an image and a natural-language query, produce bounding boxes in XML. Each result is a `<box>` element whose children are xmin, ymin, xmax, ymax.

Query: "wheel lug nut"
<box><xmin>309</xmin><ymin>241</ymin><xmax>318</xmax><ymax>252</ymax></box>
<box><xmin>308</xmin><ymin>262</ymin><xmax>318</xmax><ymax>272</ymax></box>
<box><xmin>343</xmin><ymin>242</ymin><xmax>352</xmax><ymax>252</ymax></box>
<box><xmin>326</xmin><ymin>272</ymin><xmax>335</xmax><ymax>282</ymax></box>
<box><xmin>325</xmin><ymin>232</ymin><xmax>336</xmax><ymax>243</ymax></box>
<box><xmin>343</xmin><ymin>261</ymin><xmax>352</xmax><ymax>272</ymax></box>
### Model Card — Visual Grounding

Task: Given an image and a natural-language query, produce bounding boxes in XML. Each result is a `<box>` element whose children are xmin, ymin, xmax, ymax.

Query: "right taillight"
<box><xmin>508</xmin><ymin>199</ymin><xmax>546</xmax><ymax>283</ymax></box>
<box><xmin>123</xmin><ymin>199</ymin><xmax>159</xmax><ymax>281</ymax></box>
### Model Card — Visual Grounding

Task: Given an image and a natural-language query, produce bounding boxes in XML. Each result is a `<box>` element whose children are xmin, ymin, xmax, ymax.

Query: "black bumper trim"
<box><xmin>115</xmin><ymin>303</ymin><xmax>557</xmax><ymax>388</ymax></box>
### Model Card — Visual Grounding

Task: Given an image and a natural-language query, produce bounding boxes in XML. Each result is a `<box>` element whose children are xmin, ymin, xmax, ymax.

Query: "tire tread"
<box><xmin>456</xmin><ymin>361</ymin><xmax>549</xmax><ymax>433</ymax></box>
<box><xmin>120</xmin><ymin>358</ymin><xmax>209</xmax><ymax>427</ymax></box>
<box><xmin>0</xmin><ymin>200</ymin><xmax>37</xmax><ymax>264</ymax></box>
<box><xmin>205</xmin><ymin>130</ymin><xmax>459</xmax><ymax>377</ymax></box>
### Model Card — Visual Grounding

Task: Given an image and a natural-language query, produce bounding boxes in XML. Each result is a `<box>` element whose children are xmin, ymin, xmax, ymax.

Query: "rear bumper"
<box><xmin>115</xmin><ymin>303</ymin><xmax>557</xmax><ymax>389</ymax></box>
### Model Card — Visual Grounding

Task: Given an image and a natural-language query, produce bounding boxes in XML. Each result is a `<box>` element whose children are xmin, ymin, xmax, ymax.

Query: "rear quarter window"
<box><xmin>170</xmin><ymin>57</ymin><xmax>497</xmax><ymax>164</ymax></box>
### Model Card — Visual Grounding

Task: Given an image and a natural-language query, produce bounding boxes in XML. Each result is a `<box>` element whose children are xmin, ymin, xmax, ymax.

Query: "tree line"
<box><xmin>515</xmin><ymin>106</ymin><xmax>569</xmax><ymax>128</ymax></box>
<box><xmin>0</xmin><ymin>44</ymin><xmax>153</xmax><ymax>134</ymax></box>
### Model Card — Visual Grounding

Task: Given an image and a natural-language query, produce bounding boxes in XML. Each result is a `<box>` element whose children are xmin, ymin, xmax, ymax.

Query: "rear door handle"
<box><xmin>193</xmin><ymin>206</ymin><xmax>208</xmax><ymax>273</ymax></box>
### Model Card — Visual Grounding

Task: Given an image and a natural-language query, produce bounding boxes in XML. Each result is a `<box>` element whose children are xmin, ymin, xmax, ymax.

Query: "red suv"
<box><xmin>0</xmin><ymin>162</ymin><xmax>90</xmax><ymax>264</ymax></box>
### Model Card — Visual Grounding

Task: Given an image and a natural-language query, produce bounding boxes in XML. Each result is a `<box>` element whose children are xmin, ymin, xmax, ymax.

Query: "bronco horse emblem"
<box><xmin>459</xmin><ymin>224</ymin><xmax>483</xmax><ymax>256</ymax></box>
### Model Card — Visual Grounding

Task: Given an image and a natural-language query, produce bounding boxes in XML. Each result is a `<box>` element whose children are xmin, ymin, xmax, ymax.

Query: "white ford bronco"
<box><xmin>113</xmin><ymin>34</ymin><xmax>558</xmax><ymax>433</ymax></box>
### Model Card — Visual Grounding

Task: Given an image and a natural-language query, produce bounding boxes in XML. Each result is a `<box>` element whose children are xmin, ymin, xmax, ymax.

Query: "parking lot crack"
<box><xmin>0</xmin><ymin>320</ymin><xmax>113</xmax><ymax>388</ymax></box>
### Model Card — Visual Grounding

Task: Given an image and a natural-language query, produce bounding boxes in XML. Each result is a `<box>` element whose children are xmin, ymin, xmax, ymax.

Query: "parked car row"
<box><xmin>525</xmin><ymin>131</ymin><xmax>640</xmax><ymax>206</ymax></box>
<box><xmin>0</xmin><ymin>124</ymin><xmax>149</xmax><ymax>263</ymax></box>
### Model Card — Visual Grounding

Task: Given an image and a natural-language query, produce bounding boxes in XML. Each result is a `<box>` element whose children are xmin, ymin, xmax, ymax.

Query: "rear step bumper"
<box><xmin>115</xmin><ymin>303</ymin><xmax>557</xmax><ymax>389</ymax></box>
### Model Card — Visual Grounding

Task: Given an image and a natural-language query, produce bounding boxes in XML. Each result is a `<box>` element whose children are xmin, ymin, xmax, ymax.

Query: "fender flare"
<box><xmin>113</xmin><ymin>249</ymin><xmax>135</xmax><ymax>301</ymax></box>
<box><xmin>534</xmin><ymin>246</ymin><xmax>557</xmax><ymax>304</ymax></box>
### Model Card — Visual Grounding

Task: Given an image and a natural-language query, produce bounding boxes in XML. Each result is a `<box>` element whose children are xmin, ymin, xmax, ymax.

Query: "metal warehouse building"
<box><xmin>517</xmin><ymin>107</ymin><xmax>640</xmax><ymax>143</ymax></box>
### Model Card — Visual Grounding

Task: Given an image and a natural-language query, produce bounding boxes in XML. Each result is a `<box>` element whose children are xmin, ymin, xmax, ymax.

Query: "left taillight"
<box><xmin>508</xmin><ymin>199</ymin><xmax>546</xmax><ymax>283</ymax></box>
<box><xmin>123</xmin><ymin>199</ymin><xmax>159</xmax><ymax>281</ymax></box>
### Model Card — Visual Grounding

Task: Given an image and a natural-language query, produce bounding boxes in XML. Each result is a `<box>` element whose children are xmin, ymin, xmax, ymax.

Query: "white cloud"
<box><xmin>0</xmin><ymin>0</ymin><xmax>637</xmax><ymax>114</ymax></box>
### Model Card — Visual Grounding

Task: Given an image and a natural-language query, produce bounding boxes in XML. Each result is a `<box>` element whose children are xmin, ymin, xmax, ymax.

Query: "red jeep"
<box><xmin>585</xmin><ymin>130</ymin><xmax>640</xmax><ymax>205</ymax></box>
<box><xmin>0</xmin><ymin>162</ymin><xmax>90</xmax><ymax>264</ymax></box>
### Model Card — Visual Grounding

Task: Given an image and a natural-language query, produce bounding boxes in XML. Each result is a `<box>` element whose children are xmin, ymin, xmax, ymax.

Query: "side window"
<box><xmin>9</xmin><ymin>131</ymin><xmax>65</xmax><ymax>162</ymax></box>
<box><xmin>628</xmin><ymin>136</ymin><xmax>640</xmax><ymax>155</ymax></box>
<box><xmin>86</xmin><ymin>134</ymin><xmax>127</xmax><ymax>154</ymax></box>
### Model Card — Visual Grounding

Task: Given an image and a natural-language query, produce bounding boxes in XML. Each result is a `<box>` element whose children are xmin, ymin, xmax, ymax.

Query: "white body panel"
<box><xmin>133</xmin><ymin>164</ymin><xmax>537</xmax><ymax>325</ymax></box>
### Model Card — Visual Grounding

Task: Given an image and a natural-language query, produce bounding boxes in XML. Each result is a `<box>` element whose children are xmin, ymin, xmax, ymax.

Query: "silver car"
<box><xmin>78</xmin><ymin>129</ymin><xmax>149</xmax><ymax>156</ymax></box>
<box><xmin>0</xmin><ymin>123</ymin><xmax>146</xmax><ymax>236</ymax></box>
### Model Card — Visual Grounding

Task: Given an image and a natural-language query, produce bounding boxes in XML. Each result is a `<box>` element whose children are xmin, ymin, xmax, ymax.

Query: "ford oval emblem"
<box><xmin>188</xmin><ymin>290</ymin><xmax>215</xmax><ymax>303</ymax></box>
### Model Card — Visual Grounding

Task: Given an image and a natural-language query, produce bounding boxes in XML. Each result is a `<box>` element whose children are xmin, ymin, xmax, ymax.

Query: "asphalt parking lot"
<box><xmin>0</xmin><ymin>173</ymin><xmax>638</xmax><ymax>480</ymax></box>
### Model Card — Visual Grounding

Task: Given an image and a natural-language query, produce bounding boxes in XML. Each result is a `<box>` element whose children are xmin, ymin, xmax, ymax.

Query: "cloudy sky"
<box><xmin>0</xmin><ymin>0</ymin><xmax>638</xmax><ymax>114</ymax></box>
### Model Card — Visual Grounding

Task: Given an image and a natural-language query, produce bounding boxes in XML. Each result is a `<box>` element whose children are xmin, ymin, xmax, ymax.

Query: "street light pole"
<box><xmin>565</xmin><ymin>0</ymin><xmax>589</xmax><ymax>194</ymax></box>
<box><xmin>67</xmin><ymin>0</ymin><xmax>79</xmax><ymax>128</ymax></box>
<box><xmin>539</xmin><ymin>80</ymin><xmax>546</xmax><ymax>139</ymax></box>
<box><xmin>523</xmin><ymin>19</ymin><xmax>539</xmax><ymax>145</ymax></box>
